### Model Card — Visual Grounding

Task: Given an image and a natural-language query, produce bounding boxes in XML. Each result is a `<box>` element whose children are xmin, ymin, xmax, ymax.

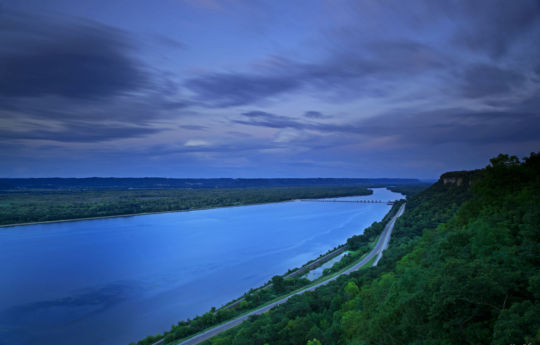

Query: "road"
<box><xmin>173</xmin><ymin>203</ymin><xmax>406</xmax><ymax>345</ymax></box>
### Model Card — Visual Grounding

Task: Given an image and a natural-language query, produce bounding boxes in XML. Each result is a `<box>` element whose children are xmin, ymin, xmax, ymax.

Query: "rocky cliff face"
<box><xmin>439</xmin><ymin>170</ymin><xmax>482</xmax><ymax>188</ymax></box>
<box><xmin>442</xmin><ymin>175</ymin><xmax>465</xmax><ymax>186</ymax></box>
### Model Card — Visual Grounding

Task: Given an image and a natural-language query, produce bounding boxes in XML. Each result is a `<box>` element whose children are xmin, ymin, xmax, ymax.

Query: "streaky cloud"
<box><xmin>0</xmin><ymin>10</ymin><xmax>148</xmax><ymax>100</ymax></box>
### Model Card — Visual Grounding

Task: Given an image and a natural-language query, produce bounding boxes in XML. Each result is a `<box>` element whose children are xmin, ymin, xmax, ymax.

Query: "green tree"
<box><xmin>272</xmin><ymin>275</ymin><xmax>285</xmax><ymax>294</ymax></box>
<box><xmin>344</xmin><ymin>281</ymin><xmax>359</xmax><ymax>300</ymax></box>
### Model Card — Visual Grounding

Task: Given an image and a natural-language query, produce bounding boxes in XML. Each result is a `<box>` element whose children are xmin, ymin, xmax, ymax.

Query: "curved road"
<box><xmin>174</xmin><ymin>203</ymin><xmax>406</xmax><ymax>345</ymax></box>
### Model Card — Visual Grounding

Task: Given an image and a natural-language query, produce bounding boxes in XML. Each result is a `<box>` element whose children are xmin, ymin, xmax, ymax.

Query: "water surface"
<box><xmin>304</xmin><ymin>251</ymin><xmax>350</xmax><ymax>281</ymax></box>
<box><xmin>0</xmin><ymin>188</ymin><xmax>402</xmax><ymax>345</ymax></box>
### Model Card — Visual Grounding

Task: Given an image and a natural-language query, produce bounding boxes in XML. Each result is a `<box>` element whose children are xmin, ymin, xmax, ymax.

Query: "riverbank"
<box><xmin>0</xmin><ymin>186</ymin><xmax>373</xmax><ymax>227</ymax></box>
<box><xmin>2</xmin><ymin>188</ymin><xmax>403</xmax><ymax>345</ymax></box>
<box><xmin>135</xmin><ymin>200</ymin><xmax>405</xmax><ymax>345</ymax></box>
<box><xmin>167</xmin><ymin>203</ymin><xmax>406</xmax><ymax>345</ymax></box>
<box><xmin>0</xmin><ymin>199</ymin><xmax>300</xmax><ymax>228</ymax></box>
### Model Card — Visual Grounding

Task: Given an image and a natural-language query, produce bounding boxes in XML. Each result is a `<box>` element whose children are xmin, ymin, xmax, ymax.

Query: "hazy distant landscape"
<box><xmin>0</xmin><ymin>178</ymin><xmax>422</xmax><ymax>226</ymax></box>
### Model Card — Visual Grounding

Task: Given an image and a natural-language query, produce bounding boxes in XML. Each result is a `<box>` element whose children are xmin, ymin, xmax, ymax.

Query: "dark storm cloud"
<box><xmin>0</xmin><ymin>122</ymin><xmax>164</xmax><ymax>143</ymax></box>
<box><xmin>461</xmin><ymin>64</ymin><xmax>526</xmax><ymax>98</ymax></box>
<box><xmin>0</xmin><ymin>11</ymin><xmax>147</xmax><ymax>100</ymax></box>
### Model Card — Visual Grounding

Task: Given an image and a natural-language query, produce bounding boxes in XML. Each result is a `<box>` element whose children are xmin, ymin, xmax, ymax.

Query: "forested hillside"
<box><xmin>203</xmin><ymin>153</ymin><xmax>540</xmax><ymax>345</ymax></box>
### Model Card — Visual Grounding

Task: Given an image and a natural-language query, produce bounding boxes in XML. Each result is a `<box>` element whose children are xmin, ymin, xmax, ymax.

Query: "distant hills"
<box><xmin>0</xmin><ymin>177</ymin><xmax>421</xmax><ymax>190</ymax></box>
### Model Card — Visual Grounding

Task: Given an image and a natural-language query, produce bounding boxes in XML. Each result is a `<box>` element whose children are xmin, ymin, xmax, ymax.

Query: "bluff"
<box><xmin>439</xmin><ymin>169</ymin><xmax>482</xmax><ymax>187</ymax></box>
<box><xmin>204</xmin><ymin>153</ymin><xmax>540</xmax><ymax>345</ymax></box>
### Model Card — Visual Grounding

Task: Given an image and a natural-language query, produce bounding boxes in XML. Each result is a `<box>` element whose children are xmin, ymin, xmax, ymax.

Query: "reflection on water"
<box><xmin>304</xmin><ymin>251</ymin><xmax>350</xmax><ymax>281</ymax></box>
<box><xmin>0</xmin><ymin>188</ymin><xmax>403</xmax><ymax>345</ymax></box>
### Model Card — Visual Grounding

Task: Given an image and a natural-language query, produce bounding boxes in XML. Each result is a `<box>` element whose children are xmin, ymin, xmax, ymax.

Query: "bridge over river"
<box><xmin>300</xmin><ymin>199</ymin><xmax>398</xmax><ymax>205</ymax></box>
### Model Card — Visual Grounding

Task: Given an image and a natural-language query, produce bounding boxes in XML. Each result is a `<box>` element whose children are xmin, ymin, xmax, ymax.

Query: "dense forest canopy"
<box><xmin>200</xmin><ymin>153</ymin><xmax>540</xmax><ymax>345</ymax></box>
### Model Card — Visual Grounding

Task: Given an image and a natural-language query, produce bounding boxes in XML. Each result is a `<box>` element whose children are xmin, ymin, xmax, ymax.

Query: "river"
<box><xmin>0</xmin><ymin>188</ymin><xmax>403</xmax><ymax>345</ymax></box>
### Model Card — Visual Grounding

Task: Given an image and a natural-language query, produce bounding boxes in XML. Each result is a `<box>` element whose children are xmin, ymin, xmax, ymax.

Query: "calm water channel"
<box><xmin>0</xmin><ymin>188</ymin><xmax>403</xmax><ymax>345</ymax></box>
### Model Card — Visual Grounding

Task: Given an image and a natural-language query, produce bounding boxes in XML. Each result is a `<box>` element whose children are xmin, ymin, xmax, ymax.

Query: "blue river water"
<box><xmin>0</xmin><ymin>188</ymin><xmax>403</xmax><ymax>345</ymax></box>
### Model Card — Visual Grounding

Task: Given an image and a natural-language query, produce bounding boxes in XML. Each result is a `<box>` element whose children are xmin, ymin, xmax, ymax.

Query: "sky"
<box><xmin>1</xmin><ymin>0</ymin><xmax>539</xmax><ymax>179</ymax></box>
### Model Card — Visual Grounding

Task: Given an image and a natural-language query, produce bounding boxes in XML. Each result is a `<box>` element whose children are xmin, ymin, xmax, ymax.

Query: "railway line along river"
<box><xmin>0</xmin><ymin>188</ymin><xmax>403</xmax><ymax>345</ymax></box>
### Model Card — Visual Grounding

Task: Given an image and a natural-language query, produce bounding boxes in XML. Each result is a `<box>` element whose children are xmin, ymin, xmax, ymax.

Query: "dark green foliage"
<box><xmin>205</xmin><ymin>153</ymin><xmax>540</xmax><ymax>345</ymax></box>
<box><xmin>0</xmin><ymin>186</ymin><xmax>372</xmax><ymax>226</ymax></box>
<box><xmin>387</xmin><ymin>182</ymin><xmax>432</xmax><ymax>197</ymax></box>
<box><xmin>128</xmin><ymin>333</ymin><xmax>162</xmax><ymax>345</ymax></box>
<box><xmin>346</xmin><ymin>200</ymin><xmax>404</xmax><ymax>251</ymax></box>
<box><xmin>272</xmin><ymin>275</ymin><xmax>286</xmax><ymax>294</ymax></box>
<box><xmin>320</xmin><ymin>201</ymin><xmax>406</xmax><ymax>276</ymax></box>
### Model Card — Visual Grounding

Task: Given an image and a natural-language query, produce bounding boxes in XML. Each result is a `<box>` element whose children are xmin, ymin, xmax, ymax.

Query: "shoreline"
<box><xmin>0</xmin><ymin>199</ymin><xmax>300</xmax><ymax>228</ymax></box>
<box><xmin>0</xmin><ymin>191</ymin><xmax>380</xmax><ymax>228</ymax></box>
<box><xmin>171</xmin><ymin>203</ymin><xmax>406</xmax><ymax>345</ymax></box>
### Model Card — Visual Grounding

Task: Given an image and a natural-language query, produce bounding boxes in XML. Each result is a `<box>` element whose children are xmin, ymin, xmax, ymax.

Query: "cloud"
<box><xmin>234</xmin><ymin>111</ymin><xmax>306</xmax><ymax>129</ymax></box>
<box><xmin>1</xmin><ymin>1</ymin><xmax>539</xmax><ymax>178</ymax></box>
<box><xmin>0</xmin><ymin>121</ymin><xmax>164</xmax><ymax>143</ymax></box>
<box><xmin>183</xmin><ymin>38</ymin><xmax>450</xmax><ymax>107</ymax></box>
<box><xmin>235</xmin><ymin>110</ymin><xmax>344</xmax><ymax>132</ymax></box>
<box><xmin>0</xmin><ymin>10</ymin><xmax>147</xmax><ymax>100</ymax></box>
<box><xmin>232</xmin><ymin>110</ymin><xmax>357</xmax><ymax>133</ymax></box>
<box><xmin>303</xmin><ymin>111</ymin><xmax>330</xmax><ymax>119</ymax></box>
<box><xmin>461</xmin><ymin>64</ymin><xmax>526</xmax><ymax>98</ymax></box>
<box><xmin>180</xmin><ymin>125</ymin><xmax>208</xmax><ymax>130</ymax></box>
<box><xmin>344</xmin><ymin>0</ymin><xmax>540</xmax><ymax>59</ymax></box>
<box><xmin>353</xmin><ymin>108</ymin><xmax>540</xmax><ymax>147</ymax></box>
<box><xmin>0</xmin><ymin>11</ymin><xmax>188</xmax><ymax>144</ymax></box>
<box><xmin>160</xmin><ymin>101</ymin><xmax>192</xmax><ymax>110</ymax></box>
<box><xmin>451</xmin><ymin>0</ymin><xmax>540</xmax><ymax>58</ymax></box>
<box><xmin>232</xmin><ymin>107</ymin><xmax>540</xmax><ymax>148</ymax></box>
<box><xmin>184</xmin><ymin>73</ymin><xmax>301</xmax><ymax>107</ymax></box>
<box><xmin>184</xmin><ymin>139</ymin><xmax>210</xmax><ymax>146</ymax></box>
<box><xmin>150</xmin><ymin>33</ymin><xmax>185</xmax><ymax>50</ymax></box>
